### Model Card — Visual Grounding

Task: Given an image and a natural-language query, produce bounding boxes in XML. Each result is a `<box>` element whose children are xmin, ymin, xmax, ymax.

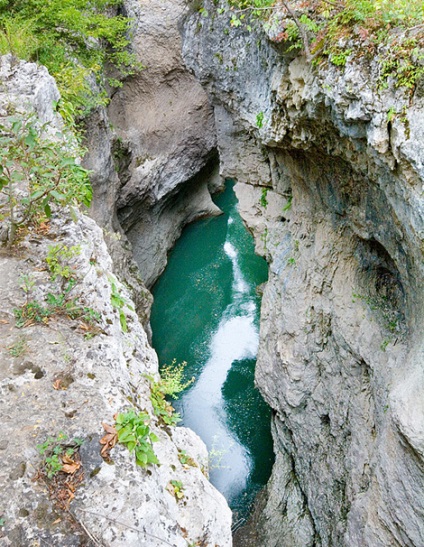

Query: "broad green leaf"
<box><xmin>30</xmin><ymin>189</ymin><xmax>45</xmax><ymax>200</ymax></box>
<box><xmin>50</xmin><ymin>190</ymin><xmax>66</xmax><ymax>201</ymax></box>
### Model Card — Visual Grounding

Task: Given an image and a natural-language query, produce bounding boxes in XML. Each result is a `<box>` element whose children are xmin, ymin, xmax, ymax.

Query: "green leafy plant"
<box><xmin>329</xmin><ymin>48</ymin><xmax>353</xmax><ymax>67</ymax></box>
<box><xmin>147</xmin><ymin>360</ymin><xmax>194</xmax><ymax>427</ymax></box>
<box><xmin>109</xmin><ymin>276</ymin><xmax>132</xmax><ymax>332</ymax></box>
<box><xmin>178</xmin><ymin>450</ymin><xmax>197</xmax><ymax>468</ymax></box>
<box><xmin>282</xmin><ymin>195</ymin><xmax>293</xmax><ymax>212</ymax></box>
<box><xmin>37</xmin><ymin>433</ymin><xmax>84</xmax><ymax>479</ymax></box>
<box><xmin>14</xmin><ymin>300</ymin><xmax>51</xmax><ymax>327</ymax></box>
<box><xmin>167</xmin><ymin>479</ymin><xmax>185</xmax><ymax>500</ymax></box>
<box><xmin>378</xmin><ymin>38</ymin><xmax>424</xmax><ymax>90</ymax></box>
<box><xmin>256</xmin><ymin>111</ymin><xmax>265</xmax><ymax>128</ymax></box>
<box><xmin>387</xmin><ymin>107</ymin><xmax>397</xmax><ymax>122</ymax></box>
<box><xmin>0</xmin><ymin>114</ymin><xmax>92</xmax><ymax>246</ymax></box>
<box><xmin>0</xmin><ymin>0</ymin><xmax>142</xmax><ymax>123</ymax></box>
<box><xmin>114</xmin><ymin>409</ymin><xmax>159</xmax><ymax>467</ymax></box>
<box><xmin>149</xmin><ymin>381</ymin><xmax>181</xmax><ymax>427</ymax></box>
<box><xmin>18</xmin><ymin>273</ymin><xmax>35</xmax><ymax>304</ymax></box>
<box><xmin>260</xmin><ymin>226</ymin><xmax>268</xmax><ymax>252</ymax></box>
<box><xmin>14</xmin><ymin>272</ymin><xmax>100</xmax><ymax>328</ymax></box>
<box><xmin>7</xmin><ymin>335</ymin><xmax>28</xmax><ymax>357</ymax></box>
<box><xmin>46</xmin><ymin>244</ymin><xmax>81</xmax><ymax>282</ymax></box>
<box><xmin>223</xmin><ymin>0</ymin><xmax>423</xmax><ymax>91</ymax></box>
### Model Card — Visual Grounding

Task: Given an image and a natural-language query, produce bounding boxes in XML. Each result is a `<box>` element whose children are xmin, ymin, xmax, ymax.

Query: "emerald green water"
<box><xmin>150</xmin><ymin>181</ymin><xmax>274</xmax><ymax>520</ymax></box>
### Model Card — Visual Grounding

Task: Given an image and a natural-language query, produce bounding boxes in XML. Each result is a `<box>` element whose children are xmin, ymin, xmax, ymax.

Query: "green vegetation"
<box><xmin>178</xmin><ymin>450</ymin><xmax>197</xmax><ymax>467</ymax></box>
<box><xmin>256</xmin><ymin>111</ymin><xmax>265</xmax><ymax>128</ymax></box>
<box><xmin>109</xmin><ymin>276</ymin><xmax>132</xmax><ymax>333</ymax></box>
<box><xmin>0</xmin><ymin>0</ymin><xmax>141</xmax><ymax>124</ymax></box>
<box><xmin>46</xmin><ymin>244</ymin><xmax>81</xmax><ymax>282</ymax></box>
<box><xmin>147</xmin><ymin>360</ymin><xmax>194</xmax><ymax>427</ymax></box>
<box><xmin>352</xmin><ymin>291</ymin><xmax>402</xmax><ymax>334</ymax></box>
<box><xmin>14</xmin><ymin>264</ymin><xmax>100</xmax><ymax>329</ymax></box>
<box><xmin>114</xmin><ymin>409</ymin><xmax>159</xmax><ymax>467</ymax></box>
<box><xmin>282</xmin><ymin>195</ymin><xmax>293</xmax><ymax>212</ymax></box>
<box><xmin>167</xmin><ymin>479</ymin><xmax>185</xmax><ymax>500</ymax></box>
<box><xmin>260</xmin><ymin>186</ymin><xmax>268</xmax><ymax>208</ymax></box>
<box><xmin>0</xmin><ymin>114</ymin><xmax>91</xmax><ymax>246</ymax></box>
<box><xmin>7</xmin><ymin>335</ymin><xmax>28</xmax><ymax>357</ymax></box>
<box><xmin>14</xmin><ymin>293</ymin><xmax>100</xmax><ymax>328</ymax></box>
<box><xmin>37</xmin><ymin>433</ymin><xmax>84</xmax><ymax>479</ymax></box>
<box><xmin>218</xmin><ymin>0</ymin><xmax>424</xmax><ymax>91</ymax></box>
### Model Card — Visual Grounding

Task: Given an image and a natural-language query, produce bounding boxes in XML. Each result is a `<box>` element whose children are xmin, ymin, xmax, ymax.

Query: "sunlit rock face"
<box><xmin>0</xmin><ymin>56</ymin><xmax>232</xmax><ymax>547</ymax></box>
<box><xmin>182</xmin><ymin>4</ymin><xmax>424</xmax><ymax>545</ymax></box>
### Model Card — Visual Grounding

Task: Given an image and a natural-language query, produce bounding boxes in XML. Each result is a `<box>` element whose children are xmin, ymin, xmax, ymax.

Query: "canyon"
<box><xmin>0</xmin><ymin>0</ymin><xmax>423</xmax><ymax>545</ymax></box>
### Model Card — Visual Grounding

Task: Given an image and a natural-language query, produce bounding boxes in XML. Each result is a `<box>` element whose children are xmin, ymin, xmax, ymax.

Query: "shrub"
<box><xmin>0</xmin><ymin>114</ymin><xmax>91</xmax><ymax>245</ymax></box>
<box><xmin>0</xmin><ymin>0</ymin><xmax>142</xmax><ymax>123</ymax></box>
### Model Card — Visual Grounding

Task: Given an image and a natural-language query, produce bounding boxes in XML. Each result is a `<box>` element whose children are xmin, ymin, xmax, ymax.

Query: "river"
<box><xmin>150</xmin><ymin>180</ymin><xmax>274</xmax><ymax>521</ymax></box>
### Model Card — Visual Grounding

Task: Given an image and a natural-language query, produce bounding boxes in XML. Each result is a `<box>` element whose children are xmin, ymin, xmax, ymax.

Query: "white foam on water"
<box><xmin>224</xmin><ymin>241</ymin><xmax>249</xmax><ymax>294</ymax></box>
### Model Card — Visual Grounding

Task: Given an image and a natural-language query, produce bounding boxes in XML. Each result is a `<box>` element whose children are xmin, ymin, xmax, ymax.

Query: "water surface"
<box><xmin>151</xmin><ymin>181</ymin><xmax>274</xmax><ymax>519</ymax></box>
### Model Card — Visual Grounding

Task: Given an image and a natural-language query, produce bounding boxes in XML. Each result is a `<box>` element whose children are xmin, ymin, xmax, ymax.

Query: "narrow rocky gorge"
<box><xmin>1</xmin><ymin>0</ymin><xmax>423</xmax><ymax>545</ymax></box>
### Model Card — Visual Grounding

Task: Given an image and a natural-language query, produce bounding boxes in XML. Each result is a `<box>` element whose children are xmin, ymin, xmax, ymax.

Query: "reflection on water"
<box><xmin>151</xmin><ymin>181</ymin><xmax>274</xmax><ymax>519</ymax></box>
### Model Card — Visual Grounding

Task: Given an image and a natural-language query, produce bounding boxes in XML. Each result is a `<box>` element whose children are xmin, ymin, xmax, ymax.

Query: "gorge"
<box><xmin>0</xmin><ymin>0</ymin><xmax>423</xmax><ymax>545</ymax></box>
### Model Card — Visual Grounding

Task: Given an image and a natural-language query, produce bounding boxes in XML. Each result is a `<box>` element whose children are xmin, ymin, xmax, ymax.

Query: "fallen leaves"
<box><xmin>100</xmin><ymin>422</ymin><xmax>118</xmax><ymax>461</ymax></box>
<box><xmin>34</xmin><ymin>447</ymin><xmax>84</xmax><ymax>511</ymax></box>
<box><xmin>53</xmin><ymin>379</ymin><xmax>66</xmax><ymax>391</ymax></box>
<box><xmin>61</xmin><ymin>453</ymin><xmax>81</xmax><ymax>474</ymax></box>
<box><xmin>34</xmin><ymin>221</ymin><xmax>51</xmax><ymax>236</ymax></box>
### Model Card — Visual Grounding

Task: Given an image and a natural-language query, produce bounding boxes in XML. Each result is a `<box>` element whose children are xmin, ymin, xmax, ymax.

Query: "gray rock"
<box><xmin>0</xmin><ymin>56</ymin><xmax>232</xmax><ymax>547</ymax></box>
<box><xmin>93</xmin><ymin>0</ymin><xmax>224</xmax><ymax>288</ymax></box>
<box><xmin>182</xmin><ymin>4</ymin><xmax>424</xmax><ymax>545</ymax></box>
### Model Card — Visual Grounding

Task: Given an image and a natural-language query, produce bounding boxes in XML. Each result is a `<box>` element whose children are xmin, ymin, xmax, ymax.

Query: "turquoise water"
<box><xmin>150</xmin><ymin>181</ymin><xmax>274</xmax><ymax>520</ymax></box>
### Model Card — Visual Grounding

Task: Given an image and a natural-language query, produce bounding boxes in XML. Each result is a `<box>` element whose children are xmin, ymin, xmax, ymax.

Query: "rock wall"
<box><xmin>182</xmin><ymin>5</ymin><xmax>424</xmax><ymax>546</ymax></box>
<box><xmin>93</xmin><ymin>0</ymin><xmax>224</xmax><ymax>288</ymax></box>
<box><xmin>0</xmin><ymin>57</ymin><xmax>232</xmax><ymax>546</ymax></box>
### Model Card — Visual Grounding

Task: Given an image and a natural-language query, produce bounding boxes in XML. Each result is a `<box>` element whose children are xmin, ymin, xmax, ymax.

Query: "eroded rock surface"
<box><xmin>183</xmin><ymin>5</ymin><xmax>424</xmax><ymax>545</ymax></box>
<box><xmin>0</xmin><ymin>215</ymin><xmax>232</xmax><ymax>547</ymax></box>
<box><xmin>0</xmin><ymin>58</ymin><xmax>232</xmax><ymax>547</ymax></box>
<box><xmin>101</xmin><ymin>0</ymin><xmax>222</xmax><ymax>287</ymax></box>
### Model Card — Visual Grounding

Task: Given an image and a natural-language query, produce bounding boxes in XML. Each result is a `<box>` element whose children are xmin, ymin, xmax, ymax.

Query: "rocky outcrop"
<box><xmin>183</xmin><ymin>5</ymin><xmax>424</xmax><ymax>546</ymax></box>
<box><xmin>0</xmin><ymin>58</ymin><xmax>232</xmax><ymax>546</ymax></box>
<box><xmin>95</xmin><ymin>0</ymin><xmax>224</xmax><ymax>288</ymax></box>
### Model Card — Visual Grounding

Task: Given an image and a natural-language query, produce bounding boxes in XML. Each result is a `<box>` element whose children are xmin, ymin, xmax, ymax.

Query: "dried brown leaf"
<box><xmin>100</xmin><ymin>422</ymin><xmax>118</xmax><ymax>461</ymax></box>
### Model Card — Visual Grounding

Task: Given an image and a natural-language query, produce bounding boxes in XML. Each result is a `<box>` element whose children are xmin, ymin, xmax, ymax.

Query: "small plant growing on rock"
<box><xmin>7</xmin><ymin>335</ymin><xmax>28</xmax><ymax>357</ymax></box>
<box><xmin>109</xmin><ymin>275</ymin><xmax>133</xmax><ymax>333</ymax></box>
<box><xmin>114</xmin><ymin>409</ymin><xmax>159</xmax><ymax>467</ymax></box>
<box><xmin>167</xmin><ymin>479</ymin><xmax>185</xmax><ymax>501</ymax></box>
<box><xmin>256</xmin><ymin>111</ymin><xmax>265</xmax><ymax>128</ymax></box>
<box><xmin>147</xmin><ymin>360</ymin><xmax>194</xmax><ymax>428</ymax></box>
<box><xmin>46</xmin><ymin>244</ymin><xmax>81</xmax><ymax>283</ymax></box>
<box><xmin>260</xmin><ymin>187</ymin><xmax>268</xmax><ymax>208</ymax></box>
<box><xmin>35</xmin><ymin>433</ymin><xmax>84</xmax><ymax>510</ymax></box>
<box><xmin>14</xmin><ymin>290</ymin><xmax>100</xmax><ymax>329</ymax></box>
<box><xmin>178</xmin><ymin>450</ymin><xmax>197</xmax><ymax>468</ymax></box>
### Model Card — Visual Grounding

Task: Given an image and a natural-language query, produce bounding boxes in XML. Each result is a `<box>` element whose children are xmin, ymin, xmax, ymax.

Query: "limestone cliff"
<box><xmin>0</xmin><ymin>56</ymin><xmax>232</xmax><ymax>546</ymax></box>
<box><xmin>182</xmin><ymin>5</ymin><xmax>424</xmax><ymax>546</ymax></box>
<box><xmin>91</xmin><ymin>0</ymin><xmax>224</xmax><ymax>288</ymax></box>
